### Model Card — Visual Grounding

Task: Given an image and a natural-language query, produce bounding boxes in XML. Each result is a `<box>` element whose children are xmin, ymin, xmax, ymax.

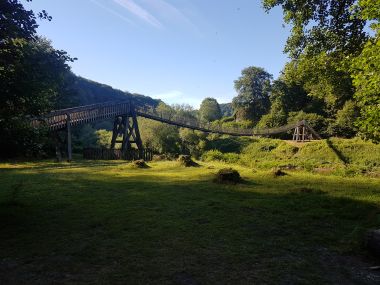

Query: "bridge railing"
<box><xmin>32</xmin><ymin>101</ymin><xmax>310</xmax><ymax>137</ymax></box>
<box><xmin>32</xmin><ymin>101</ymin><xmax>132</xmax><ymax>130</ymax></box>
<box><xmin>136</xmin><ymin>107</ymin><xmax>303</xmax><ymax>136</ymax></box>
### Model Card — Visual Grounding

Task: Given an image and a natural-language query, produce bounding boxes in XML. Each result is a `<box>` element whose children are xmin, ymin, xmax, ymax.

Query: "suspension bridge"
<box><xmin>31</xmin><ymin>101</ymin><xmax>320</xmax><ymax>161</ymax></box>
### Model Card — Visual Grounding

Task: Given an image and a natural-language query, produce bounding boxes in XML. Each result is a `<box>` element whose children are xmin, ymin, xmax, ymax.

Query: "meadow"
<box><xmin>0</xmin><ymin>159</ymin><xmax>379</xmax><ymax>284</ymax></box>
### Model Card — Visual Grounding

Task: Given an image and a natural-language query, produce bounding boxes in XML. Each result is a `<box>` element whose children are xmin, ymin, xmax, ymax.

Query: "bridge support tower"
<box><xmin>292</xmin><ymin>120</ymin><xmax>320</xmax><ymax>142</ymax></box>
<box><xmin>52</xmin><ymin>113</ymin><xmax>73</xmax><ymax>162</ymax></box>
<box><xmin>110</xmin><ymin>108</ymin><xmax>143</xmax><ymax>158</ymax></box>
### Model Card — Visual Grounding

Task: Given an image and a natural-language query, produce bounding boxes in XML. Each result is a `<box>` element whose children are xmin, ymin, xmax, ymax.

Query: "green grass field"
<box><xmin>1</xmin><ymin>160</ymin><xmax>380</xmax><ymax>284</ymax></box>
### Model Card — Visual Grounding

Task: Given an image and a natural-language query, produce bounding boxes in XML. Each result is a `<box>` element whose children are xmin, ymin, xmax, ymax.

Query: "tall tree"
<box><xmin>199</xmin><ymin>97</ymin><xmax>222</xmax><ymax>123</ymax></box>
<box><xmin>262</xmin><ymin>0</ymin><xmax>368</xmax><ymax>58</ymax></box>
<box><xmin>0</xmin><ymin>0</ymin><xmax>76</xmax><ymax>157</ymax></box>
<box><xmin>262</xmin><ymin>0</ymin><xmax>370</xmax><ymax>137</ymax></box>
<box><xmin>232</xmin><ymin>66</ymin><xmax>272</xmax><ymax>122</ymax></box>
<box><xmin>350</xmin><ymin>0</ymin><xmax>380</xmax><ymax>141</ymax></box>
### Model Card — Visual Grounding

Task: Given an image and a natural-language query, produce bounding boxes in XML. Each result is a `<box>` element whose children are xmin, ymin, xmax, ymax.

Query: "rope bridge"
<box><xmin>31</xmin><ymin>101</ymin><xmax>320</xmax><ymax>161</ymax></box>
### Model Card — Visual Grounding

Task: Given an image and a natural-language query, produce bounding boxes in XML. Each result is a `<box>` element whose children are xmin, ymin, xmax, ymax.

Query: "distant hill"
<box><xmin>71</xmin><ymin>76</ymin><xmax>160</xmax><ymax>108</ymax></box>
<box><xmin>220</xmin><ymin>103</ymin><xmax>233</xmax><ymax>117</ymax></box>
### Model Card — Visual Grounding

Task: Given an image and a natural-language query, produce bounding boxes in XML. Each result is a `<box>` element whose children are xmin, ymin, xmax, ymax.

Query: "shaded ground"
<box><xmin>0</xmin><ymin>160</ymin><xmax>379</xmax><ymax>284</ymax></box>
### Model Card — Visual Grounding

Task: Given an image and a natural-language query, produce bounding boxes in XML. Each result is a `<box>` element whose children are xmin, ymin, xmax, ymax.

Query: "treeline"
<box><xmin>0</xmin><ymin>0</ymin><xmax>160</xmax><ymax>158</ymax></box>
<box><xmin>73</xmin><ymin>77</ymin><xmax>159</xmax><ymax>107</ymax></box>
<box><xmin>254</xmin><ymin>0</ymin><xmax>379</xmax><ymax>142</ymax></box>
<box><xmin>221</xmin><ymin>0</ymin><xmax>379</xmax><ymax>142</ymax></box>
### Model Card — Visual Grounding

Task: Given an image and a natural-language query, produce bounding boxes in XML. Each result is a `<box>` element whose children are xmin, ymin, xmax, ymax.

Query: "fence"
<box><xmin>83</xmin><ymin>148</ymin><xmax>153</xmax><ymax>161</ymax></box>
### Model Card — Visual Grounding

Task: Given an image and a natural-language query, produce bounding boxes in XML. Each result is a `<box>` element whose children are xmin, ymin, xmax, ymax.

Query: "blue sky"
<box><xmin>25</xmin><ymin>0</ymin><xmax>290</xmax><ymax>107</ymax></box>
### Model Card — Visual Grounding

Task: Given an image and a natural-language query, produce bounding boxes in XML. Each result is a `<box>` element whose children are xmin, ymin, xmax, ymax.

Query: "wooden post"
<box><xmin>302</xmin><ymin>125</ymin><xmax>306</xmax><ymax>142</ymax></box>
<box><xmin>121</xmin><ymin>115</ymin><xmax>131</xmax><ymax>153</ymax></box>
<box><xmin>53</xmin><ymin>132</ymin><xmax>63</xmax><ymax>162</ymax></box>
<box><xmin>131</xmin><ymin>108</ymin><xmax>143</xmax><ymax>152</ymax></box>
<box><xmin>66</xmin><ymin>113</ymin><xmax>72</xmax><ymax>162</ymax></box>
<box><xmin>111</xmin><ymin>116</ymin><xmax>121</xmax><ymax>149</ymax></box>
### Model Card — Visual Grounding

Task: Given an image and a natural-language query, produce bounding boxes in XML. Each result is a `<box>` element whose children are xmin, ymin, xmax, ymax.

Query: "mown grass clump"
<box><xmin>214</xmin><ymin>168</ymin><xmax>242</xmax><ymax>184</ymax></box>
<box><xmin>178</xmin><ymin>155</ymin><xmax>199</xmax><ymax>167</ymax></box>
<box><xmin>131</xmin><ymin>159</ymin><xmax>150</xmax><ymax>168</ymax></box>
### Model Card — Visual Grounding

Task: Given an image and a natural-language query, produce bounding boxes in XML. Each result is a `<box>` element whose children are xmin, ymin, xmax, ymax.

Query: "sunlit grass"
<box><xmin>0</xmin><ymin>160</ymin><xmax>379</xmax><ymax>284</ymax></box>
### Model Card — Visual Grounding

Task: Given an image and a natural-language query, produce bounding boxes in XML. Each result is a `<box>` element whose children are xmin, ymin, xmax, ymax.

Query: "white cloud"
<box><xmin>113</xmin><ymin>0</ymin><xmax>163</xmax><ymax>28</ymax></box>
<box><xmin>89</xmin><ymin>0</ymin><xmax>135</xmax><ymax>25</ymax></box>
<box><xmin>142</xmin><ymin>0</ymin><xmax>198</xmax><ymax>33</ymax></box>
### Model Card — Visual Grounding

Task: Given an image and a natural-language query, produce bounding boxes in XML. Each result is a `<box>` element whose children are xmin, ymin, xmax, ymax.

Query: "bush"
<box><xmin>202</xmin><ymin>150</ymin><xmax>240</xmax><ymax>163</ymax></box>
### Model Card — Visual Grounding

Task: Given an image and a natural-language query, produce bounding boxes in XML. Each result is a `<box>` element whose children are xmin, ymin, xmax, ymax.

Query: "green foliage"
<box><xmin>205</xmin><ymin>136</ymin><xmax>251</xmax><ymax>153</ymax></box>
<box><xmin>282</xmin><ymin>53</ymin><xmax>354</xmax><ymax>115</ymax></box>
<box><xmin>95</xmin><ymin>129</ymin><xmax>112</xmax><ymax>148</ymax></box>
<box><xmin>0</xmin><ymin>1</ymin><xmax>76</xmax><ymax>158</ymax></box>
<box><xmin>139</xmin><ymin>118</ymin><xmax>180</xmax><ymax>154</ymax></box>
<box><xmin>328</xmin><ymin>100</ymin><xmax>359</xmax><ymax>137</ymax></box>
<box><xmin>232</xmin><ymin>66</ymin><xmax>272</xmax><ymax>121</ymax></box>
<box><xmin>72</xmin><ymin>76</ymin><xmax>159</xmax><ymax>108</ymax></box>
<box><xmin>202</xmin><ymin>150</ymin><xmax>240</xmax><ymax>163</ymax></box>
<box><xmin>257</xmin><ymin>99</ymin><xmax>287</xmax><ymax>128</ymax></box>
<box><xmin>219</xmin><ymin>103</ymin><xmax>233</xmax><ymax>117</ymax></box>
<box><xmin>328</xmin><ymin>137</ymin><xmax>380</xmax><ymax>169</ymax></box>
<box><xmin>203</xmin><ymin>137</ymin><xmax>380</xmax><ymax>176</ymax></box>
<box><xmin>260</xmin><ymin>0</ymin><xmax>378</xmax><ymax>141</ymax></box>
<box><xmin>212</xmin><ymin>118</ymin><xmax>254</xmax><ymax>130</ymax></box>
<box><xmin>73</xmin><ymin>125</ymin><xmax>98</xmax><ymax>151</ymax></box>
<box><xmin>269</xmin><ymin>79</ymin><xmax>311</xmax><ymax>113</ymax></box>
<box><xmin>350</xmin><ymin>0</ymin><xmax>380</xmax><ymax>142</ymax></box>
<box><xmin>155</xmin><ymin>102</ymin><xmax>175</xmax><ymax>119</ymax></box>
<box><xmin>199</xmin><ymin>97</ymin><xmax>222</xmax><ymax>122</ymax></box>
<box><xmin>179</xmin><ymin>128</ymin><xmax>206</xmax><ymax>158</ymax></box>
<box><xmin>171</xmin><ymin>104</ymin><xmax>198</xmax><ymax>123</ymax></box>
<box><xmin>262</xmin><ymin>0</ymin><xmax>367</xmax><ymax>58</ymax></box>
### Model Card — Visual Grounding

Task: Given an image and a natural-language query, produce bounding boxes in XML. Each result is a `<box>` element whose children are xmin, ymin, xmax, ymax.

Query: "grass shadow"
<box><xmin>0</xmin><ymin>162</ymin><xmax>379</xmax><ymax>284</ymax></box>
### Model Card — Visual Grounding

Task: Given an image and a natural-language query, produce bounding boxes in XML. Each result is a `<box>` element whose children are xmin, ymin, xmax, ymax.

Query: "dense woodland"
<box><xmin>0</xmin><ymin>0</ymin><xmax>379</xmax><ymax>159</ymax></box>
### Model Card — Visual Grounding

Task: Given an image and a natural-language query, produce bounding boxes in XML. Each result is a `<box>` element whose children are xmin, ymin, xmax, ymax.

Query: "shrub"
<box><xmin>202</xmin><ymin>150</ymin><xmax>239</xmax><ymax>163</ymax></box>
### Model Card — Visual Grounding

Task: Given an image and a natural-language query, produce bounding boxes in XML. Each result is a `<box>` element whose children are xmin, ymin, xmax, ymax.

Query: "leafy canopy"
<box><xmin>199</xmin><ymin>97</ymin><xmax>222</xmax><ymax>123</ymax></box>
<box><xmin>232</xmin><ymin>66</ymin><xmax>272</xmax><ymax>122</ymax></box>
<box><xmin>262</xmin><ymin>0</ymin><xmax>368</xmax><ymax>58</ymax></box>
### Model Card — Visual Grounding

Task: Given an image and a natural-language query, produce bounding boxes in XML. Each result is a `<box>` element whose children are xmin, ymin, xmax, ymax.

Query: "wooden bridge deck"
<box><xmin>31</xmin><ymin>101</ymin><xmax>320</xmax><ymax>138</ymax></box>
